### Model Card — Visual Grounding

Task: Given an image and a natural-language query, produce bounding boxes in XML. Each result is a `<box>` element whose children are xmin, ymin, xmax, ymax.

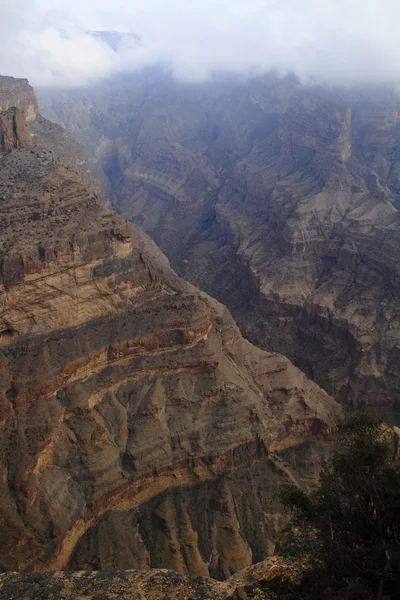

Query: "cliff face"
<box><xmin>38</xmin><ymin>71</ymin><xmax>400</xmax><ymax>422</ymax></box>
<box><xmin>0</xmin><ymin>76</ymin><xmax>339</xmax><ymax>577</ymax></box>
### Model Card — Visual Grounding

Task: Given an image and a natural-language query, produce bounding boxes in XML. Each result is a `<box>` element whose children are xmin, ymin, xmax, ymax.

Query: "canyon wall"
<box><xmin>0</xmin><ymin>75</ymin><xmax>339</xmax><ymax>577</ymax></box>
<box><xmin>38</xmin><ymin>72</ymin><xmax>400</xmax><ymax>422</ymax></box>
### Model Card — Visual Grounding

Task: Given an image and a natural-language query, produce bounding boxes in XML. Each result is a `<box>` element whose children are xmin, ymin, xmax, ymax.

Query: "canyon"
<box><xmin>39</xmin><ymin>70</ymin><xmax>400</xmax><ymax>422</ymax></box>
<box><xmin>0</xmin><ymin>75</ymin><xmax>339</xmax><ymax>578</ymax></box>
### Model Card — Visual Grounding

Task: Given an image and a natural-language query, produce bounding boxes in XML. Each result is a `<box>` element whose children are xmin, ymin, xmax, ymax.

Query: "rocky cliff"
<box><xmin>38</xmin><ymin>71</ymin><xmax>400</xmax><ymax>422</ymax></box>
<box><xmin>0</xmin><ymin>75</ymin><xmax>339</xmax><ymax>577</ymax></box>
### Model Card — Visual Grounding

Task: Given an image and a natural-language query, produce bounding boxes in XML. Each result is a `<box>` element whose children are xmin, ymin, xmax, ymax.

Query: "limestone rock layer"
<box><xmin>0</xmin><ymin>75</ymin><xmax>339</xmax><ymax>577</ymax></box>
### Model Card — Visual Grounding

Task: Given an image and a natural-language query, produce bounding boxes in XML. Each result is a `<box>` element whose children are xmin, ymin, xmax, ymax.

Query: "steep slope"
<box><xmin>0</xmin><ymin>76</ymin><xmax>339</xmax><ymax>577</ymax></box>
<box><xmin>38</xmin><ymin>71</ymin><xmax>400</xmax><ymax>421</ymax></box>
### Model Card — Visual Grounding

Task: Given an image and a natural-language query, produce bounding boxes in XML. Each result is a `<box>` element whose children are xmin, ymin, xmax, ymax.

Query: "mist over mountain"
<box><xmin>2</xmin><ymin>0</ymin><xmax>400</xmax><ymax>88</ymax></box>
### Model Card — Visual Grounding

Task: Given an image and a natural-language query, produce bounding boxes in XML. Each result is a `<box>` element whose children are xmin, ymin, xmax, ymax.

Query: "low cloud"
<box><xmin>1</xmin><ymin>0</ymin><xmax>399</xmax><ymax>88</ymax></box>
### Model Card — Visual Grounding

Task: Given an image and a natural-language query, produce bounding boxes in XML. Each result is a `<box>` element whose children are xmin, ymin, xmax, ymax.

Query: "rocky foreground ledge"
<box><xmin>0</xmin><ymin>556</ymin><xmax>302</xmax><ymax>600</ymax></box>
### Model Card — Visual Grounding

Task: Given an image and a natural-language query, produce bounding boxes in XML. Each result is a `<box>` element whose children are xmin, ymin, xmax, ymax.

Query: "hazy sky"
<box><xmin>1</xmin><ymin>0</ymin><xmax>399</xmax><ymax>88</ymax></box>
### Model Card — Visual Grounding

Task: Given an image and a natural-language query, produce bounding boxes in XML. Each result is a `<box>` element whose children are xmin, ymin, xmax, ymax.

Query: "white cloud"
<box><xmin>1</xmin><ymin>0</ymin><xmax>399</xmax><ymax>88</ymax></box>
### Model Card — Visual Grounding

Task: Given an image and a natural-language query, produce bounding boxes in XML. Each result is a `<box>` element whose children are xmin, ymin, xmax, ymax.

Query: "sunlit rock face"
<box><xmin>0</xmin><ymin>75</ymin><xmax>339</xmax><ymax>578</ymax></box>
<box><xmin>38</xmin><ymin>71</ymin><xmax>400</xmax><ymax>422</ymax></box>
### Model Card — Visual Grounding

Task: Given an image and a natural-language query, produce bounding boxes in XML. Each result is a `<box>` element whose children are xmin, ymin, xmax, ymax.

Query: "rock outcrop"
<box><xmin>0</xmin><ymin>108</ymin><xmax>31</xmax><ymax>151</ymax></box>
<box><xmin>0</xmin><ymin>75</ymin><xmax>36</xmax><ymax>152</ymax></box>
<box><xmin>0</xmin><ymin>75</ymin><xmax>339</xmax><ymax>577</ymax></box>
<box><xmin>38</xmin><ymin>71</ymin><xmax>400</xmax><ymax>422</ymax></box>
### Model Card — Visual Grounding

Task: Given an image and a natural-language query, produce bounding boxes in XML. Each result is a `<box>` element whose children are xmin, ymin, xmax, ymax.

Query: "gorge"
<box><xmin>38</xmin><ymin>70</ymin><xmax>400</xmax><ymax>423</ymax></box>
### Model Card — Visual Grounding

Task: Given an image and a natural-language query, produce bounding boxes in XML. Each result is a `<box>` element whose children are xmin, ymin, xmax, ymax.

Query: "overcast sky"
<box><xmin>1</xmin><ymin>0</ymin><xmax>399</xmax><ymax>88</ymax></box>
